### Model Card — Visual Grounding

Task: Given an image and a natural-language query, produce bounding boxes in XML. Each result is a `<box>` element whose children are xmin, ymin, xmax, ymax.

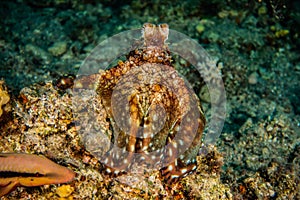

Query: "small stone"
<box><xmin>218</xmin><ymin>10</ymin><xmax>238</xmax><ymax>18</ymax></box>
<box><xmin>83</xmin><ymin>44</ymin><xmax>94</xmax><ymax>53</ymax></box>
<box><xmin>56</xmin><ymin>185</ymin><xmax>74</xmax><ymax>198</ymax></box>
<box><xmin>275</xmin><ymin>29</ymin><xmax>289</xmax><ymax>38</ymax></box>
<box><xmin>248</xmin><ymin>72</ymin><xmax>258</xmax><ymax>84</ymax></box>
<box><xmin>196</xmin><ymin>24</ymin><xmax>205</xmax><ymax>34</ymax></box>
<box><xmin>25</xmin><ymin>44</ymin><xmax>51</xmax><ymax>64</ymax></box>
<box><xmin>258</xmin><ymin>6</ymin><xmax>267</xmax><ymax>15</ymax></box>
<box><xmin>207</xmin><ymin>32</ymin><xmax>219</xmax><ymax>43</ymax></box>
<box><xmin>276</xmin><ymin>118</ymin><xmax>285</xmax><ymax>127</ymax></box>
<box><xmin>199</xmin><ymin>85</ymin><xmax>223</xmax><ymax>105</ymax></box>
<box><xmin>229</xmin><ymin>10</ymin><xmax>239</xmax><ymax>17</ymax></box>
<box><xmin>266</xmin><ymin>124</ymin><xmax>273</xmax><ymax>132</ymax></box>
<box><xmin>199</xmin><ymin>85</ymin><xmax>210</xmax><ymax>103</ymax></box>
<box><xmin>218</xmin><ymin>10</ymin><xmax>229</xmax><ymax>18</ymax></box>
<box><xmin>82</xmin><ymin>154</ymin><xmax>91</xmax><ymax>164</ymax></box>
<box><xmin>48</xmin><ymin>41</ymin><xmax>67</xmax><ymax>56</ymax></box>
<box><xmin>0</xmin><ymin>80</ymin><xmax>10</xmax><ymax>118</ymax></box>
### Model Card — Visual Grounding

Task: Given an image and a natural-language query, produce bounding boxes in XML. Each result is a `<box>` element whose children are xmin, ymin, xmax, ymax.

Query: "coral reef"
<box><xmin>0</xmin><ymin>80</ymin><xmax>10</xmax><ymax>120</ymax></box>
<box><xmin>0</xmin><ymin>0</ymin><xmax>299</xmax><ymax>199</ymax></box>
<box><xmin>0</xmin><ymin>81</ymin><xmax>231</xmax><ymax>199</ymax></box>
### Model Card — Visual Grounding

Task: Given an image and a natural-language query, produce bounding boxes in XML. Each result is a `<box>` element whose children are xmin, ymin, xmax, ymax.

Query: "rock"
<box><xmin>199</xmin><ymin>85</ymin><xmax>224</xmax><ymax>105</ymax></box>
<box><xmin>199</xmin><ymin>85</ymin><xmax>210</xmax><ymax>103</ymax></box>
<box><xmin>55</xmin><ymin>185</ymin><xmax>74</xmax><ymax>198</ymax></box>
<box><xmin>258</xmin><ymin>6</ymin><xmax>267</xmax><ymax>15</ymax></box>
<box><xmin>48</xmin><ymin>41</ymin><xmax>68</xmax><ymax>56</ymax></box>
<box><xmin>196</xmin><ymin>24</ymin><xmax>205</xmax><ymax>34</ymax></box>
<box><xmin>248</xmin><ymin>72</ymin><xmax>258</xmax><ymax>84</ymax></box>
<box><xmin>0</xmin><ymin>80</ymin><xmax>10</xmax><ymax>119</ymax></box>
<box><xmin>25</xmin><ymin>44</ymin><xmax>52</xmax><ymax>64</ymax></box>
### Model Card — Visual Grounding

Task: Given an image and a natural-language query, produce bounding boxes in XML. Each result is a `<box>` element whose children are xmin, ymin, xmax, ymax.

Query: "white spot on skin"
<box><xmin>141</xmin><ymin>145</ymin><xmax>148</xmax><ymax>151</ymax></box>
<box><xmin>129</xmin><ymin>144</ymin><xmax>135</xmax><ymax>152</ymax></box>
<box><xmin>111</xmin><ymin>152</ymin><xmax>118</xmax><ymax>160</ymax></box>
<box><xmin>168</xmin><ymin>165</ymin><xmax>173</xmax><ymax>171</ymax></box>
<box><xmin>181</xmin><ymin>168</ymin><xmax>188</xmax><ymax>174</ymax></box>
<box><xmin>139</xmin><ymin>140</ymin><xmax>143</xmax><ymax>148</ymax></box>
<box><xmin>172</xmin><ymin>142</ymin><xmax>178</xmax><ymax>148</ymax></box>
<box><xmin>151</xmin><ymin>155</ymin><xmax>157</xmax><ymax>160</ymax></box>
<box><xmin>178</xmin><ymin>139</ymin><xmax>184</xmax><ymax>146</ymax></box>
<box><xmin>104</xmin><ymin>158</ymin><xmax>108</xmax><ymax>164</ymax></box>
<box><xmin>171</xmin><ymin>174</ymin><xmax>179</xmax><ymax>179</ymax></box>
<box><xmin>168</xmin><ymin>148</ymin><xmax>173</xmax><ymax>156</ymax></box>
<box><xmin>152</xmin><ymin>114</ymin><xmax>158</xmax><ymax>121</ymax></box>
<box><xmin>152</xmin><ymin>124</ymin><xmax>156</xmax><ymax>130</ymax></box>
<box><xmin>106</xmin><ymin>168</ymin><xmax>111</xmax><ymax>173</ymax></box>
<box><xmin>168</xmin><ymin>137</ymin><xmax>172</xmax><ymax>143</ymax></box>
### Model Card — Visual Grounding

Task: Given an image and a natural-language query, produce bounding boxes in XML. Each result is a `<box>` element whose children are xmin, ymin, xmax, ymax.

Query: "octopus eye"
<box><xmin>143</xmin><ymin>23</ymin><xmax>153</xmax><ymax>29</ymax></box>
<box><xmin>159</xmin><ymin>23</ymin><xmax>169</xmax><ymax>29</ymax></box>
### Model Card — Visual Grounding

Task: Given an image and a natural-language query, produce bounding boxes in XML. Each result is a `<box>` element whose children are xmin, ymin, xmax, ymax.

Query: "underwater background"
<box><xmin>0</xmin><ymin>0</ymin><xmax>299</xmax><ymax>199</ymax></box>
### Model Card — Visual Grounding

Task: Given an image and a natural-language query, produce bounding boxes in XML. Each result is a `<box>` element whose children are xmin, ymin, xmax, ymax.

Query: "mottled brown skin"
<box><xmin>77</xmin><ymin>23</ymin><xmax>205</xmax><ymax>182</ymax></box>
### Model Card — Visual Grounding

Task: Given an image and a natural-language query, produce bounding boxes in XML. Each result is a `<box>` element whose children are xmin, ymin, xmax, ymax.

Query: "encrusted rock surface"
<box><xmin>0</xmin><ymin>0</ymin><xmax>299</xmax><ymax>199</ymax></box>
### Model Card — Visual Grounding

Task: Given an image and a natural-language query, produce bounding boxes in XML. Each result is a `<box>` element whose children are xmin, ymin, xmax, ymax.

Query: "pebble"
<box><xmin>248</xmin><ymin>72</ymin><xmax>258</xmax><ymax>84</ymax></box>
<box><xmin>25</xmin><ymin>44</ymin><xmax>51</xmax><ymax>64</ymax></box>
<box><xmin>258</xmin><ymin>6</ymin><xmax>267</xmax><ymax>15</ymax></box>
<box><xmin>48</xmin><ymin>41</ymin><xmax>67</xmax><ymax>56</ymax></box>
<box><xmin>207</xmin><ymin>32</ymin><xmax>219</xmax><ymax>43</ymax></box>
<box><xmin>199</xmin><ymin>85</ymin><xmax>223</xmax><ymax>105</ymax></box>
<box><xmin>199</xmin><ymin>85</ymin><xmax>210</xmax><ymax>103</ymax></box>
<box><xmin>0</xmin><ymin>80</ymin><xmax>10</xmax><ymax>117</ymax></box>
<box><xmin>56</xmin><ymin>185</ymin><xmax>74</xmax><ymax>198</ymax></box>
<box><xmin>196</xmin><ymin>24</ymin><xmax>205</xmax><ymax>34</ymax></box>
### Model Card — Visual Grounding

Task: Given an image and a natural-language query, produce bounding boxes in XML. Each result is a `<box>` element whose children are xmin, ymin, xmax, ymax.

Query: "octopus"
<box><xmin>74</xmin><ymin>23</ymin><xmax>206</xmax><ymax>182</ymax></box>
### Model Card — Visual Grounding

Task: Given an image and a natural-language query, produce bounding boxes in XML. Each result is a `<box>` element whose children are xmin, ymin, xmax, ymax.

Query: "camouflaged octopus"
<box><xmin>76</xmin><ymin>23</ymin><xmax>206</xmax><ymax>182</ymax></box>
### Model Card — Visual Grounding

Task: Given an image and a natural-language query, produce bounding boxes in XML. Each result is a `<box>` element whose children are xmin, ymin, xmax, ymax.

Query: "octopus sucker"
<box><xmin>75</xmin><ymin>23</ymin><xmax>206</xmax><ymax>183</ymax></box>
